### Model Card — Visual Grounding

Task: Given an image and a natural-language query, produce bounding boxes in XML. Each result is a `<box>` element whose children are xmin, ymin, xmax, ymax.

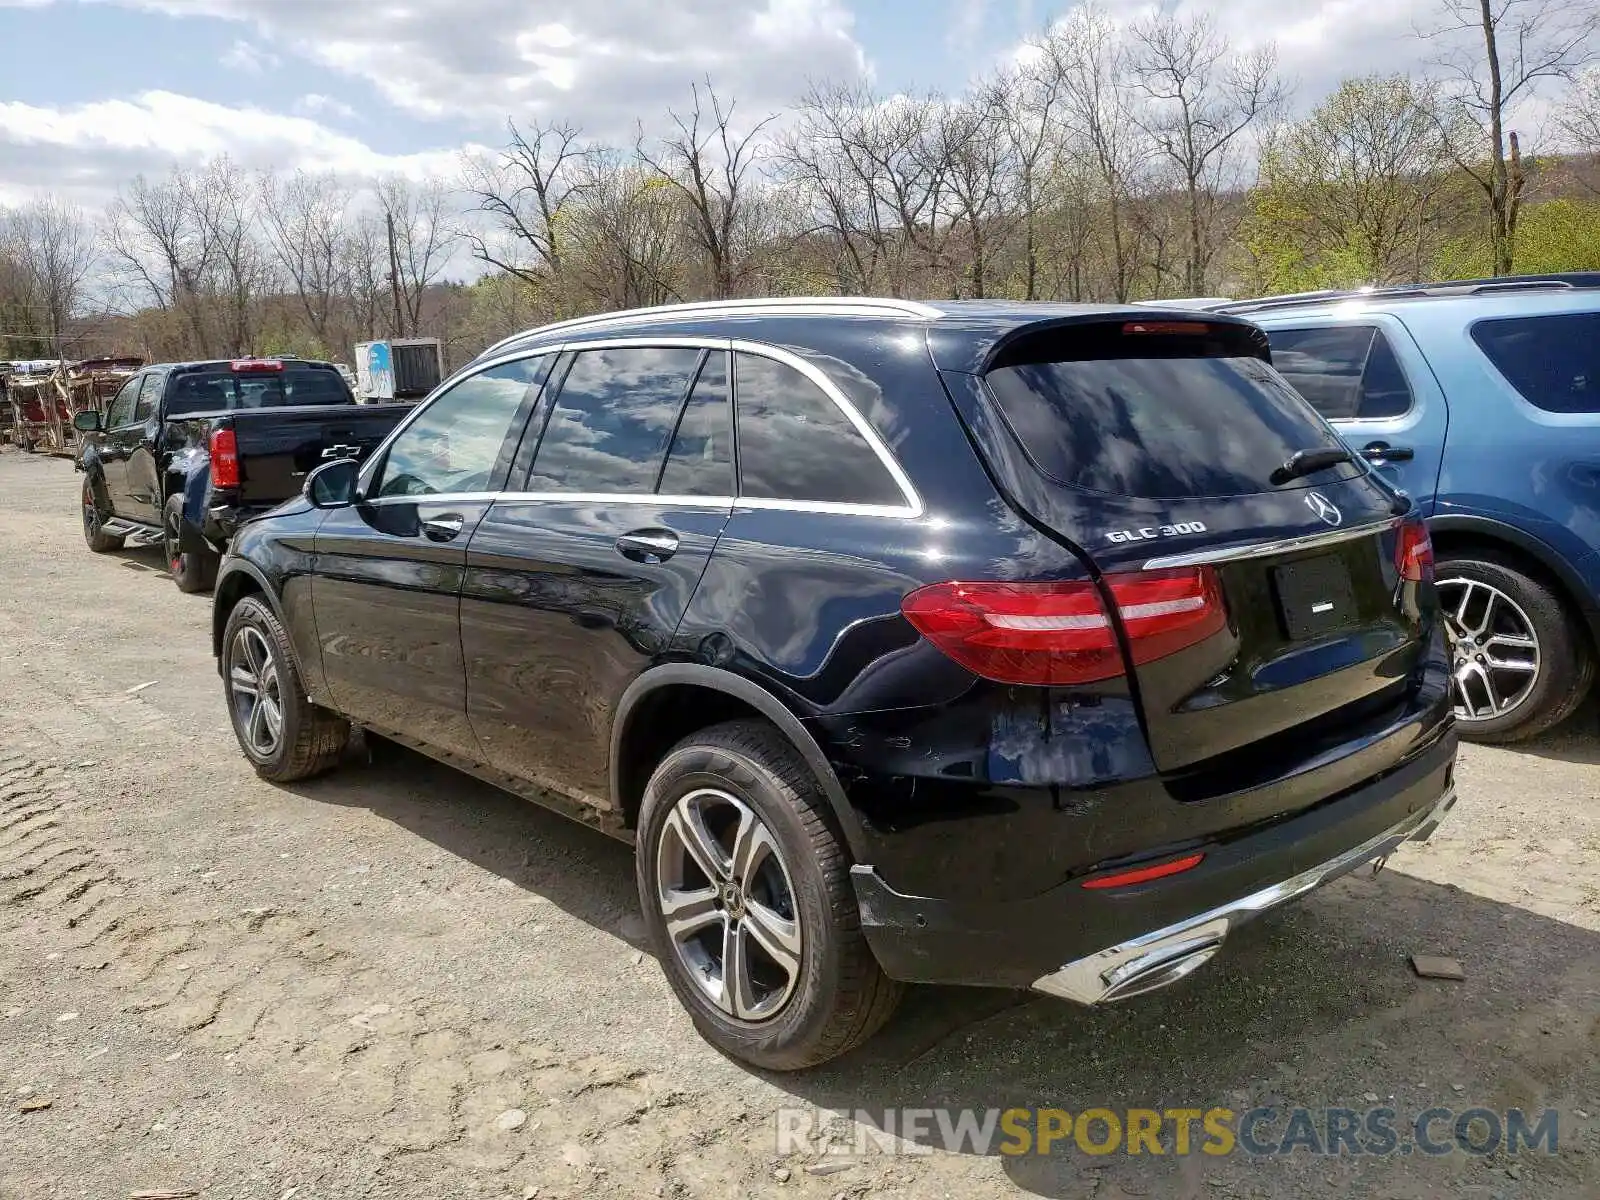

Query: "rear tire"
<box><xmin>635</xmin><ymin>719</ymin><xmax>902</xmax><ymax>1071</ymax></box>
<box><xmin>82</xmin><ymin>476</ymin><xmax>124</xmax><ymax>553</ymax></box>
<box><xmin>221</xmin><ymin>595</ymin><xmax>349</xmax><ymax>781</ymax></box>
<box><xmin>164</xmin><ymin>494</ymin><xmax>218</xmax><ymax>593</ymax></box>
<box><xmin>1435</xmin><ymin>552</ymin><xmax>1593</xmax><ymax>743</ymax></box>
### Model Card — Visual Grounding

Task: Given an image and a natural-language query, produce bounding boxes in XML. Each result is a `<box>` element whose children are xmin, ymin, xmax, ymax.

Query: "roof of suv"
<box><xmin>1209</xmin><ymin>273</ymin><xmax>1600</xmax><ymax>321</ymax></box>
<box><xmin>475</xmin><ymin>296</ymin><xmax>1265</xmax><ymax>375</ymax></box>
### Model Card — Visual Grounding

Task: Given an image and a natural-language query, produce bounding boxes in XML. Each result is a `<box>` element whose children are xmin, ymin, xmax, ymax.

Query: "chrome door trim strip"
<box><xmin>355</xmin><ymin>335</ymin><xmax>924</xmax><ymax>519</ymax></box>
<box><xmin>1142</xmin><ymin>517</ymin><xmax>1400</xmax><ymax>570</ymax></box>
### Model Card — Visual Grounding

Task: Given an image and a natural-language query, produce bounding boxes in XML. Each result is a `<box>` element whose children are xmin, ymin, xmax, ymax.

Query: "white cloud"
<box><xmin>295</xmin><ymin>93</ymin><xmax>359</xmax><ymax>121</ymax></box>
<box><xmin>75</xmin><ymin>0</ymin><xmax>873</xmax><ymax>134</ymax></box>
<box><xmin>219</xmin><ymin>37</ymin><xmax>280</xmax><ymax>74</ymax></box>
<box><xmin>0</xmin><ymin>91</ymin><xmax>471</xmax><ymax>207</ymax></box>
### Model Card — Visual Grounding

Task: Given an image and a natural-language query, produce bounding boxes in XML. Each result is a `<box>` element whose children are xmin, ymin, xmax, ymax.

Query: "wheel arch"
<box><xmin>609</xmin><ymin>665</ymin><xmax>868</xmax><ymax>861</ymax></box>
<box><xmin>1428</xmin><ymin>514</ymin><xmax>1599</xmax><ymax>656</ymax></box>
<box><xmin>212</xmin><ymin>561</ymin><xmax>278</xmax><ymax>660</ymax></box>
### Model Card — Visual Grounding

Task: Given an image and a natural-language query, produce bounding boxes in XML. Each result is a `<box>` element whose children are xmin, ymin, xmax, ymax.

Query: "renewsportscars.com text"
<box><xmin>775</xmin><ymin>1105</ymin><xmax>1561</xmax><ymax>1158</ymax></box>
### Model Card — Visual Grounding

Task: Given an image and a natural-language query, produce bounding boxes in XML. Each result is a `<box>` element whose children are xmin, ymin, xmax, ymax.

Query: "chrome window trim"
<box><xmin>357</xmin><ymin>334</ymin><xmax>924</xmax><ymax>519</ymax></box>
<box><xmin>355</xmin><ymin>350</ymin><xmax>558</xmax><ymax>498</ymax></box>
<box><xmin>362</xmin><ymin>491</ymin><xmax>502</xmax><ymax>507</ymax></box>
<box><xmin>1142</xmin><ymin>517</ymin><xmax>1400</xmax><ymax>570</ymax></box>
<box><xmin>726</xmin><ymin>337</ymin><xmax>923</xmax><ymax>518</ymax></box>
<box><xmin>495</xmin><ymin>491</ymin><xmax>736</xmax><ymax>508</ymax></box>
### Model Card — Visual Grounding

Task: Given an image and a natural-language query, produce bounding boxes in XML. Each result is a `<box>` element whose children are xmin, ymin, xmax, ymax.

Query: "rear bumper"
<box><xmin>850</xmin><ymin>721</ymin><xmax>1456</xmax><ymax>991</ymax></box>
<box><xmin>203</xmin><ymin>501</ymin><xmax>276</xmax><ymax>546</ymax></box>
<box><xmin>1031</xmin><ymin>781</ymin><xmax>1455</xmax><ymax>1003</ymax></box>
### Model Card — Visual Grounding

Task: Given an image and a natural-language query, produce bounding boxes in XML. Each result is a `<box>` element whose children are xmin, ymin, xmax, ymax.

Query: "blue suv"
<box><xmin>1219</xmin><ymin>275</ymin><xmax>1600</xmax><ymax>742</ymax></box>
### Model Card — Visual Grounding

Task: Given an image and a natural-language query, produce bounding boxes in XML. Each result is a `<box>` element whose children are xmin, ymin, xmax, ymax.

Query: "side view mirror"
<box><xmin>305</xmin><ymin>458</ymin><xmax>361</xmax><ymax>508</ymax></box>
<box><xmin>73</xmin><ymin>410</ymin><xmax>102</xmax><ymax>433</ymax></box>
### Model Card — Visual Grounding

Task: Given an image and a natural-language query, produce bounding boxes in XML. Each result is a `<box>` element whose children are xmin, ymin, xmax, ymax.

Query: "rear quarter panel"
<box><xmin>1398</xmin><ymin>296</ymin><xmax>1600</xmax><ymax>576</ymax></box>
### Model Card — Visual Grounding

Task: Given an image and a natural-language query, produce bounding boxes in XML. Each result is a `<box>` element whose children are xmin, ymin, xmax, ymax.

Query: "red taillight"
<box><xmin>230</xmin><ymin>358</ymin><xmax>284</xmax><ymax>372</ymax></box>
<box><xmin>900</xmin><ymin>567</ymin><xmax>1226</xmax><ymax>686</ymax></box>
<box><xmin>1081</xmin><ymin>852</ymin><xmax>1205</xmax><ymax>890</ymax></box>
<box><xmin>1396</xmin><ymin>518</ymin><xmax>1433</xmax><ymax>583</ymax></box>
<box><xmin>1122</xmin><ymin>320</ymin><xmax>1213</xmax><ymax>336</ymax></box>
<box><xmin>210</xmin><ymin>428</ymin><xmax>240</xmax><ymax>488</ymax></box>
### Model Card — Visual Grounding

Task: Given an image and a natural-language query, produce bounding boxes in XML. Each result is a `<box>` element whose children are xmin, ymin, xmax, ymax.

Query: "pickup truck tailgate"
<box><xmin>228</xmin><ymin>403</ymin><xmax>413</xmax><ymax>503</ymax></box>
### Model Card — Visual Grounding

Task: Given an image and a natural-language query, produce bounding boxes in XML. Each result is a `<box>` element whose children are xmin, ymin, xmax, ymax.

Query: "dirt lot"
<box><xmin>0</xmin><ymin>448</ymin><xmax>1595</xmax><ymax>1200</ymax></box>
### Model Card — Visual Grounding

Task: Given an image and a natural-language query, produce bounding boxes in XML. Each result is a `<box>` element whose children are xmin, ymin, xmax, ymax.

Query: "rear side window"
<box><xmin>527</xmin><ymin>347</ymin><xmax>704</xmax><ymax>493</ymax></box>
<box><xmin>105</xmin><ymin>377</ymin><xmax>141</xmax><ymax>428</ymax></box>
<box><xmin>658</xmin><ymin>351</ymin><xmax>733</xmax><ymax>497</ymax></box>
<box><xmin>733</xmin><ymin>351</ymin><xmax>903</xmax><ymax>507</ymax></box>
<box><xmin>983</xmin><ymin>322</ymin><xmax>1355</xmax><ymax>499</ymax></box>
<box><xmin>1471</xmin><ymin>313</ymin><xmax>1600</xmax><ymax>413</ymax></box>
<box><xmin>1269</xmin><ymin>325</ymin><xmax>1414</xmax><ymax>420</ymax></box>
<box><xmin>134</xmin><ymin>373</ymin><xmax>163</xmax><ymax>421</ymax></box>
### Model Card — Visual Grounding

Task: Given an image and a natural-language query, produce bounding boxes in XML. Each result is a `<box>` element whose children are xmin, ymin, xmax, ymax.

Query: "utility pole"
<box><xmin>386</xmin><ymin>210</ymin><xmax>405</xmax><ymax>338</ymax></box>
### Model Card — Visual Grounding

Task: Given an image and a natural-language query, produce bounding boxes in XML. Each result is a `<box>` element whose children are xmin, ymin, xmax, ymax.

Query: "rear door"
<box><xmin>1263</xmin><ymin>316</ymin><xmax>1448</xmax><ymax>511</ymax></box>
<box><xmin>939</xmin><ymin>316</ymin><xmax>1424</xmax><ymax>775</ymax></box>
<box><xmin>311</xmin><ymin>357</ymin><xmax>547</xmax><ymax>758</ymax></box>
<box><xmin>95</xmin><ymin>375</ymin><xmax>144</xmax><ymax>515</ymax></box>
<box><xmin>123</xmin><ymin>372</ymin><xmax>168</xmax><ymax>521</ymax></box>
<box><xmin>461</xmin><ymin>342</ymin><xmax>734</xmax><ymax>808</ymax></box>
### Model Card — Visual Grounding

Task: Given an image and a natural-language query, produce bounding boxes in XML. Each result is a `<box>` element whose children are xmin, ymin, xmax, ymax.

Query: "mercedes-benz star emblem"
<box><xmin>1305</xmin><ymin>492</ymin><xmax>1343</xmax><ymax>527</ymax></box>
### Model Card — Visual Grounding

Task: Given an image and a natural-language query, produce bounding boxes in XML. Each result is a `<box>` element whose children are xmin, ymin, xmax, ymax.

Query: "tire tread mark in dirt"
<box><xmin>4</xmin><ymin>858</ymin><xmax>93</xmax><ymax>906</ymax></box>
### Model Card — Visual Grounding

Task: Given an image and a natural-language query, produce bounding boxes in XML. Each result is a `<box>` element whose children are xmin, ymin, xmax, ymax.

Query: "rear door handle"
<box><xmin>616</xmin><ymin>529</ymin><xmax>679</xmax><ymax>563</ymax></box>
<box><xmin>422</xmin><ymin>513</ymin><xmax>465</xmax><ymax>542</ymax></box>
<box><xmin>1361</xmin><ymin>441</ymin><xmax>1414</xmax><ymax>463</ymax></box>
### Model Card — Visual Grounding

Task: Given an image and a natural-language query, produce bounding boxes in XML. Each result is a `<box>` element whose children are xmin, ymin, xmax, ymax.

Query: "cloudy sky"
<box><xmin>0</xmin><ymin>0</ymin><xmax>1472</xmax><ymax>211</ymax></box>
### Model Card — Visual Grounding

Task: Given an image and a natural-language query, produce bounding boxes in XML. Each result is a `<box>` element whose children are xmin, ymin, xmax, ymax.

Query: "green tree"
<box><xmin>1245</xmin><ymin>76</ymin><xmax>1460</xmax><ymax>291</ymax></box>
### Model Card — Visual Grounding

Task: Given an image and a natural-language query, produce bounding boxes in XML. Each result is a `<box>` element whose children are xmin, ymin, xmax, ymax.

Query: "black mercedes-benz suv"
<box><xmin>212</xmin><ymin>298</ymin><xmax>1458</xmax><ymax>1069</ymax></box>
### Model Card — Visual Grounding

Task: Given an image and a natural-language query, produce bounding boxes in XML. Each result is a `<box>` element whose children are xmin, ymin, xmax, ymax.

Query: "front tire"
<box><xmin>221</xmin><ymin>595</ymin><xmax>349</xmax><ymax>781</ymax></box>
<box><xmin>82</xmin><ymin>476</ymin><xmax>124</xmax><ymax>553</ymax></box>
<box><xmin>164</xmin><ymin>494</ymin><xmax>218</xmax><ymax>593</ymax></box>
<box><xmin>1436</xmin><ymin>553</ymin><xmax>1594</xmax><ymax>742</ymax></box>
<box><xmin>636</xmin><ymin>719</ymin><xmax>902</xmax><ymax>1071</ymax></box>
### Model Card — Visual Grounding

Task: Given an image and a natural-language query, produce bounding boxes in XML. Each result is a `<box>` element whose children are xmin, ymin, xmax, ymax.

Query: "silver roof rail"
<box><xmin>480</xmin><ymin>296</ymin><xmax>944</xmax><ymax>358</ymax></box>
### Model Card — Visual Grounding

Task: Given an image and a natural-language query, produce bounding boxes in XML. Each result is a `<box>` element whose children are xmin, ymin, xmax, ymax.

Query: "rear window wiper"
<box><xmin>1270</xmin><ymin>446</ymin><xmax>1352</xmax><ymax>486</ymax></box>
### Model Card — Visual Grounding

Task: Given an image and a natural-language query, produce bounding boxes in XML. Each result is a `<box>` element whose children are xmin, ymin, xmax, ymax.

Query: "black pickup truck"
<box><xmin>75</xmin><ymin>358</ymin><xmax>414</xmax><ymax>591</ymax></box>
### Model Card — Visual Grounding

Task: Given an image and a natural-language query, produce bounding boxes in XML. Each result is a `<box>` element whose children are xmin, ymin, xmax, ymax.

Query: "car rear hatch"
<box><xmin>931</xmin><ymin>313</ymin><xmax>1433</xmax><ymax>779</ymax></box>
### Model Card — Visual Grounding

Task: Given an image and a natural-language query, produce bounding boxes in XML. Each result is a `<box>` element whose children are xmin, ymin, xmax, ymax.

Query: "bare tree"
<box><xmin>188</xmin><ymin>158</ymin><xmax>271</xmax><ymax>355</ymax></box>
<box><xmin>2</xmin><ymin>196</ymin><xmax>96</xmax><ymax>358</ymax></box>
<box><xmin>636</xmin><ymin>80</ymin><xmax>778</xmax><ymax>299</ymax></box>
<box><xmin>461</xmin><ymin>119</ymin><xmax>593</xmax><ymax>290</ymax></box>
<box><xmin>1556</xmin><ymin>68</ymin><xmax>1600</xmax><ymax>196</ymax></box>
<box><xmin>1037</xmin><ymin>5</ymin><xmax>1149</xmax><ymax>301</ymax></box>
<box><xmin>1129</xmin><ymin>11</ymin><xmax>1287</xmax><ymax>295</ymax></box>
<box><xmin>104</xmin><ymin>170</ymin><xmax>218</xmax><ymax>357</ymax></box>
<box><xmin>341</xmin><ymin>212</ymin><xmax>389</xmax><ymax>343</ymax></box>
<box><xmin>935</xmin><ymin>84</ymin><xmax>1018</xmax><ymax>298</ymax></box>
<box><xmin>562</xmin><ymin>154</ymin><xmax>684</xmax><ymax>310</ymax></box>
<box><xmin>259</xmin><ymin>170</ymin><xmax>354</xmax><ymax>354</ymax></box>
<box><xmin>1425</xmin><ymin>0</ymin><xmax>1600</xmax><ymax>275</ymax></box>
<box><xmin>997</xmin><ymin>56</ymin><xmax>1067</xmax><ymax>300</ymax></box>
<box><xmin>375</xmin><ymin>177</ymin><xmax>458</xmax><ymax>336</ymax></box>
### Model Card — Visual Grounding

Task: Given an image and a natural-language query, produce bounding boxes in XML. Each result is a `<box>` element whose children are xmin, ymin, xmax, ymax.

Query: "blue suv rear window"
<box><xmin>983</xmin><ymin>322</ymin><xmax>1356</xmax><ymax>499</ymax></box>
<box><xmin>1471</xmin><ymin>313</ymin><xmax>1600</xmax><ymax>414</ymax></box>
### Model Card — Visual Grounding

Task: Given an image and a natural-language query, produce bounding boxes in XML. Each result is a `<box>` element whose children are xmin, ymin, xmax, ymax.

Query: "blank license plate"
<box><xmin>1272</xmin><ymin>554</ymin><xmax>1358</xmax><ymax>640</ymax></box>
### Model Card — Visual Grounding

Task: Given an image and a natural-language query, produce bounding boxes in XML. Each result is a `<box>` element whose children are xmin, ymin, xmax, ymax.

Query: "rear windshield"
<box><xmin>983</xmin><ymin>323</ymin><xmax>1356</xmax><ymax>499</ymax></box>
<box><xmin>164</xmin><ymin>367</ymin><xmax>353</xmax><ymax>416</ymax></box>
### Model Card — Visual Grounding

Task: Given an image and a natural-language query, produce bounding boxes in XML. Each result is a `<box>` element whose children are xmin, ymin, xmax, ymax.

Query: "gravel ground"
<box><xmin>0</xmin><ymin>448</ymin><xmax>1596</xmax><ymax>1200</ymax></box>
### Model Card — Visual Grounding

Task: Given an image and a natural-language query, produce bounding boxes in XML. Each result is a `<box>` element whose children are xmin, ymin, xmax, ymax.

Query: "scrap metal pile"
<box><xmin>1</xmin><ymin>357</ymin><xmax>143</xmax><ymax>456</ymax></box>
